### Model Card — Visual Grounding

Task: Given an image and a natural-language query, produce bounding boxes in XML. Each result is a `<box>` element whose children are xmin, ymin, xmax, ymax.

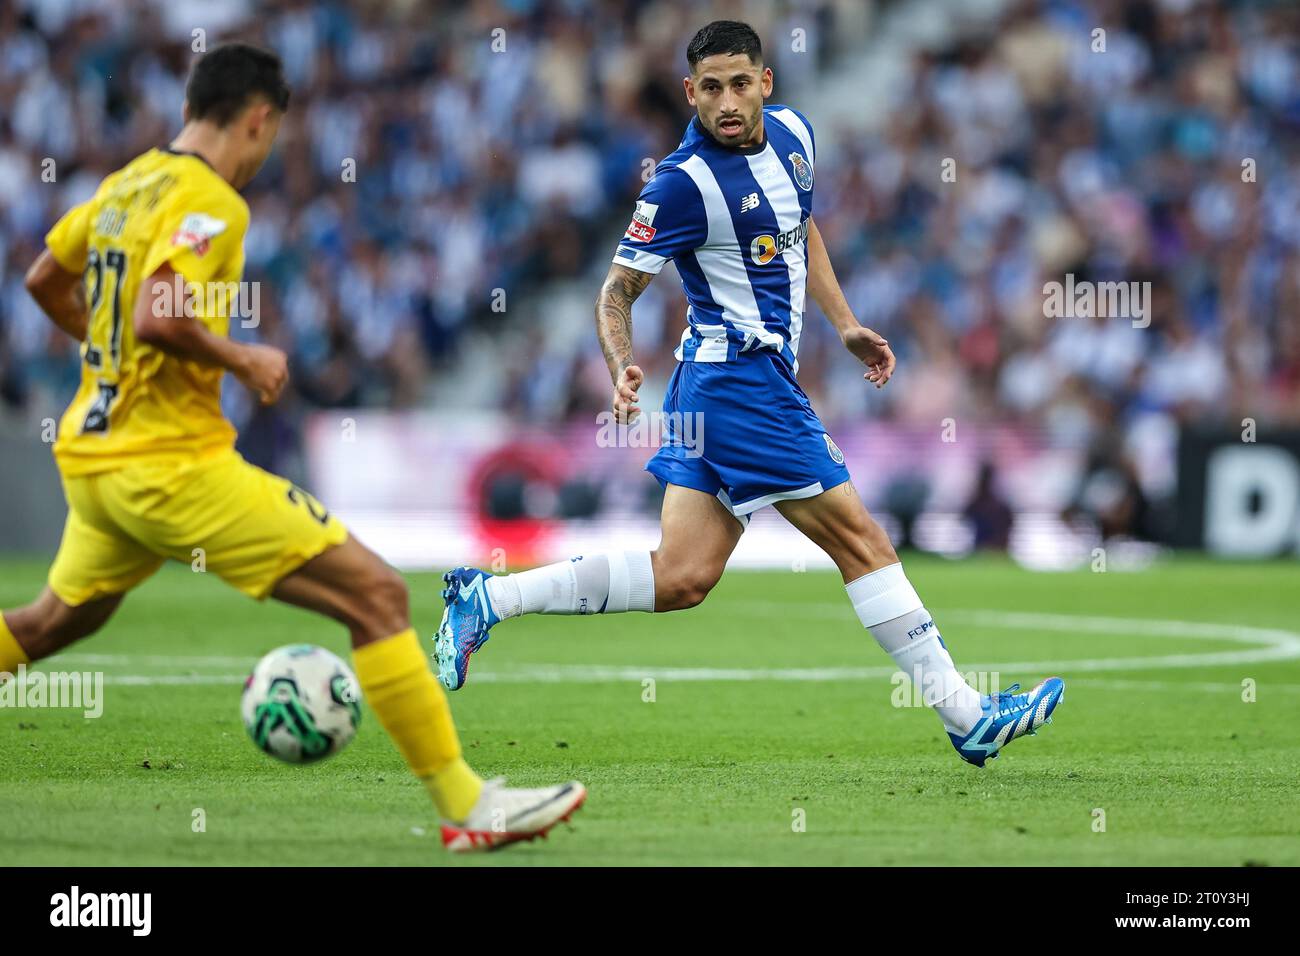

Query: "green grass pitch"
<box><xmin>2</xmin><ymin>554</ymin><xmax>1297</xmax><ymax>866</ymax></box>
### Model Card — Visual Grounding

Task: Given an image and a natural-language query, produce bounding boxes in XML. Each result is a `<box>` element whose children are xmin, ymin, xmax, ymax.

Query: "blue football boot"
<box><xmin>949</xmin><ymin>677</ymin><xmax>1065</xmax><ymax>767</ymax></box>
<box><xmin>434</xmin><ymin>567</ymin><xmax>501</xmax><ymax>691</ymax></box>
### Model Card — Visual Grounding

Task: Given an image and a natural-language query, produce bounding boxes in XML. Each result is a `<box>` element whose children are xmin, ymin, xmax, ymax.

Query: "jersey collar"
<box><xmin>162</xmin><ymin>145</ymin><xmax>216</xmax><ymax>171</ymax></box>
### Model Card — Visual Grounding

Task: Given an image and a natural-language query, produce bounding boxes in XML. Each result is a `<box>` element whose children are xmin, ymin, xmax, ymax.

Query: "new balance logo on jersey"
<box><xmin>739</xmin><ymin>192</ymin><xmax>760</xmax><ymax>213</ymax></box>
<box><xmin>751</xmin><ymin>217</ymin><xmax>810</xmax><ymax>265</ymax></box>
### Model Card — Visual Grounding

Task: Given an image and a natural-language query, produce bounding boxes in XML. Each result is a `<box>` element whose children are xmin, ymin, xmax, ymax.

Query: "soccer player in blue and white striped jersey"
<box><xmin>438</xmin><ymin>20</ymin><xmax>1064</xmax><ymax>768</ymax></box>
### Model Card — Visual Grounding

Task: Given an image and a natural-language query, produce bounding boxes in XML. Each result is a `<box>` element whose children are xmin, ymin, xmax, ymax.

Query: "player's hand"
<box><xmin>612</xmin><ymin>364</ymin><xmax>643</xmax><ymax>424</ymax></box>
<box><xmin>842</xmin><ymin>326</ymin><xmax>896</xmax><ymax>389</ymax></box>
<box><xmin>236</xmin><ymin>343</ymin><xmax>289</xmax><ymax>405</ymax></box>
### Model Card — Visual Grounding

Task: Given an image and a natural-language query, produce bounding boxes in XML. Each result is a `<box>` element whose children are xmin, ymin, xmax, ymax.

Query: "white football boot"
<box><xmin>441</xmin><ymin>777</ymin><xmax>587</xmax><ymax>852</ymax></box>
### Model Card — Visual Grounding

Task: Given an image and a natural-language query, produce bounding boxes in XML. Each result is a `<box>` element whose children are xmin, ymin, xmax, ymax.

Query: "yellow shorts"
<box><xmin>48</xmin><ymin>449</ymin><xmax>348</xmax><ymax>606</ymax></box>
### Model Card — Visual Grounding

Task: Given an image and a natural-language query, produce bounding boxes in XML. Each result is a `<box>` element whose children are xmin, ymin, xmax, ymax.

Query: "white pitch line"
<box><xmin>54</xmin><ymin>653</ymin><xmax>256</xmax><ymax>667</ymax></box>
<box><xmin>721</xmin><ymin>604</ymin><xmax>1300</xmax><ymax>672</ymax></box>
<box><xmin>83</xmin><ymin>672</ymin><xmax>1300</xmax><ymax>692</ymax></box>
<box><xmin>1067</xmin><ymin>678</ymin><xmax>1300</xmax><ymax>694</ymax></box>
<box><xmin>40</xmin><ymin>610</ymin><xmax>1300</xmax><ymax>687</ymax></box>
<box><xmin>102</xmin><ymin>674</ymin><xmax>249</xmax><ymax>686</ymax></box>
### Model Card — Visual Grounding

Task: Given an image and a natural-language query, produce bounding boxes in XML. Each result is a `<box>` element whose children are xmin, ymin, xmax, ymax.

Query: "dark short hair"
<box><xmin>186</xmin><ymin>43</ymin><xmax>290</xmax><ymax>126</ymax></box>
<box><xmin>686</xmin><ymin>20</ymin><xmax>763</xmax><ymax>71</ymax></box>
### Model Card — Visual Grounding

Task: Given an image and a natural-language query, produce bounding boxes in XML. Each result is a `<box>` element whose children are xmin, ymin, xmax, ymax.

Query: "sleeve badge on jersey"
<box><xmin>170</xmin><ymin>212</ymin><xmax>228</xmax><ymax>257</ymax></box>
<box><xmin>624</xmin><ymin>200</ymin><xmax>658</xmax><ymax>242</ymax></box>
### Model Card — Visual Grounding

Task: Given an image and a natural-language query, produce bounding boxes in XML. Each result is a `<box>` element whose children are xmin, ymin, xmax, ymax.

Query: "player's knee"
<box><xmin>655</xmin><ymin>562</ymin><xmax>722</xmax><ymax>611</ymax></box>
<box><xmin>372</xmin><ymin>566</ymin><xmax>410</xmax><ymax>626</ymax></box>
<box><xmin>678</xmin><ymin>580</ymin><xmax>713</xmax><ymax>609</ymax></box>
<box><xmin>862</xmin><ymin>516</ymin><xmax>899</xmax><ymax>565</ymax></box>
<box><xmin>833</xmin><ymin>512</ymin><xmax>898</xmax><ymax>568</ymax></box>
<box><xmin>53</xmin><ymin>614</ymin><xmax>107</xmax><ymax>644</ymax></box>
<box><xmin>4</xmin><ymin>604</ymin><xmax>45</xmax><ymax>649</ymax></box>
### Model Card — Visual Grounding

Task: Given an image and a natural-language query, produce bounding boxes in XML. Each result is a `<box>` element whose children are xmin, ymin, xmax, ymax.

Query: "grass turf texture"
<box><xmin>1</xmin><ymin>554</ymin><xmax>1297</xmax><ymax>866</ymax></box>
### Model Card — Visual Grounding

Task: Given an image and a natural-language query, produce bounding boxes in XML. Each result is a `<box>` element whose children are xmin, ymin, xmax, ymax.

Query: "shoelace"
<box><xmin>988</xmin><ymin>682</ymin><xmax>1030</xmax><ymax>718</ymax></box>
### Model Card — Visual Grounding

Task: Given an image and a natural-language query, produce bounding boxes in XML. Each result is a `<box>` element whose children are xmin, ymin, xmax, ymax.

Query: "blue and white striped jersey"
<box><xmin>612</xmin><ymin>104</ymin><xmax>817</xmax><ymax>369</ymax></box>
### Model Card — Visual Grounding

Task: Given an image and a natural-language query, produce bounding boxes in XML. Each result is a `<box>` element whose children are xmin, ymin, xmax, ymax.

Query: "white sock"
<box><xmin>484</xmin><ymin>552</ymin><xmax>655</xmax><ymax>619</ymax></box>
<box><xmin>846</xmin><ymin>563</ymin><xmax>984</xmax><ymax>735</ymax></box>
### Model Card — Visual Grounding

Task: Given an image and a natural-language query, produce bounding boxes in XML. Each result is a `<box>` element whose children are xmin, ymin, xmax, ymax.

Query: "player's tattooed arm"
<box><xmin>24</xmin><ymin>249</ymin><xmax>88</xmax><ymax>341</ymax></box>
<box><xmin>596</xmin><ymin>263</ymin><xmax>653</xmax><ymax>423</ymax></box>
<box><xmin>806</xmin><ymin>217</ymin><xmax>896</xmax><ymax>389</ymax></box>
<box><xmin>596</xmin><ymin>263</ymin><xmax>652</xmax><ymax>377</ymax></box>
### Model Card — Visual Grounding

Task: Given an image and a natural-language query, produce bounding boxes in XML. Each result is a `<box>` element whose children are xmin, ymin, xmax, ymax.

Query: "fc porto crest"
<box><xmin>823</xmin><ymin>433</ymin><xmax>844</xmax><ymax>465</ymax></box>
<box><xmin>788</xmin><ymin>152</ymin><xmax>813</xmax><ymax>191</ymax></box>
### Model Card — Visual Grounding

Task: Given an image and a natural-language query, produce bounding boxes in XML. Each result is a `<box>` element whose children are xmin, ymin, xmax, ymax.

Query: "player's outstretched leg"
<box><xmin>775</xmin><ymin>481</ymin><xmax>1064</xmax><ymax>766</ymax></box>
<box><xmin>435</xmin><ymin>483</ymin><xmax>741</xmax><ymax>690</ymax></box>
<box><xmin>273</xmin><ymin>535</ymin><xmax>585</xmax><ymax>850</ymax></box>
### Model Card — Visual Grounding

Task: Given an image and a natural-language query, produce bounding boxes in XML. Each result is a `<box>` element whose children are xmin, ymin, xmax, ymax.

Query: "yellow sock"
<box><xmin>352</xmin><ymin>628</ymin><xmax>483</xmax><ymax>822</ymax></box>
<box><xmin>0</xmin><ymin>613</ymin><xmax>29</xmax><ymax>676</ymax></box>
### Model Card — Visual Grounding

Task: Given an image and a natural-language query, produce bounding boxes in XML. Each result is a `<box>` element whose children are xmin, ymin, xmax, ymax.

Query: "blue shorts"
<box><xmin>645</xmin><ymin>350</ymin><xmax>851</xmax><ymax>527</ymax></box>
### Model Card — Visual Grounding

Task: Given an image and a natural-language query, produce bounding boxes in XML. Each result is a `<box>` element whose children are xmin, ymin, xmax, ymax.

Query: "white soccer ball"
<box><xmin>241</xmin><ymin>644</ymin><xmax>362</xmax><ymax>764</ymax></box>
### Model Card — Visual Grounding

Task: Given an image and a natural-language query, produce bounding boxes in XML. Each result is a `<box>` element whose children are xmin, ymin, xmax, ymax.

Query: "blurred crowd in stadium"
<box><xmin>2</xmin><ymin>0</ymin><xmax>1299</xmax><ymax>544</ymax></box>
<box><xmin>0</xmin><ymin>0</ymin><xmax>839</xmax><ymax>417</ymax></box>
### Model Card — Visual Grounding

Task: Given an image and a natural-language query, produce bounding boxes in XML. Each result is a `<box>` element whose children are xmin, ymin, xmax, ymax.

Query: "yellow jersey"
<box><xmin>44</xmin><ymin>147</ymin><xmax>250</xmax><ymax>476</ymax></box>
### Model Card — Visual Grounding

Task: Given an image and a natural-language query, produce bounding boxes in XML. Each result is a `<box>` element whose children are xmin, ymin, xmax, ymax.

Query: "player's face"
<box><xmin>685</xmin><ymin>54</ymin><xmax>772</xmax><ymax>148</ymax></box>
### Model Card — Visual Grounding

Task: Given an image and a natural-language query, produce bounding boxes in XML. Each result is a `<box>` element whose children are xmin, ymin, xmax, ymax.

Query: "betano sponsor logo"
<box><xmin>751</xmin><ymin>217</ymin><xmax>809</xmax><ymax>265</ymax></box>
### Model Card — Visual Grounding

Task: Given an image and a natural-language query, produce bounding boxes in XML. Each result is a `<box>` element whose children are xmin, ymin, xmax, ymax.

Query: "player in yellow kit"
<box><xmin>0</xmin><ymin>43</ymin><xmax>584</xmax><ymax>851</ymax></box>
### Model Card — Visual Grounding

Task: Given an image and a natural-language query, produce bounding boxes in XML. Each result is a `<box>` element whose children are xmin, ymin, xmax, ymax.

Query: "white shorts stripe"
<box><xmin>728</xmin><ymin>481</ymin><xmax>825</xmax><ymax>516</ymax></box>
